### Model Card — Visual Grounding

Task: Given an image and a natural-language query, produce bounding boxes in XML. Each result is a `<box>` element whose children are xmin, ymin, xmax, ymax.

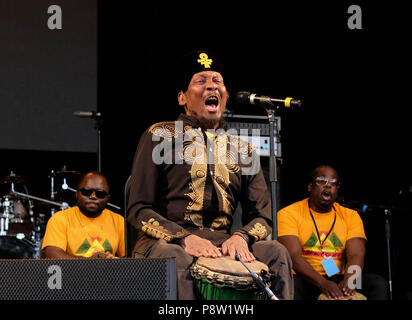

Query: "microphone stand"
<box><xmin>235</xmin><ymin>254</ymin><xmax>279</xmax><ymax>300</ymax></box>
<box><xmin>384</xmin><ymin>209</ymin><xmax>393</xmax><ymax>300</ymax></box>
<box><xmin>267</xmin><ymin>108</ymin><xmax>279</xmax><ymax>240</ymax></box>
<box><xmin>339</xmin><ymin>198</ymin><xmax>394</xmax><ymax>300</ymax></box>
<box><xmin>95</xmin><ymin>113</ymin><xmax>102</xmax><ymax>172</ymax></box>
<box><xmin>73</xmin><ymin>111</ymin><xmax>102</xmax><ymax>172</ymax></box>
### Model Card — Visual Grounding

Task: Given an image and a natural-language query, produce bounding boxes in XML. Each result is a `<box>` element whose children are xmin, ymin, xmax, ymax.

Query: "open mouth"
<box><xmin>204</xmin><ymin>96</ymin><xmax>219</xmax><ymax>112</ymax></box>
<box><xmin>321</xmin><ymin>191</ymin><xmax>332</xmax><ymax>201</ymax></box>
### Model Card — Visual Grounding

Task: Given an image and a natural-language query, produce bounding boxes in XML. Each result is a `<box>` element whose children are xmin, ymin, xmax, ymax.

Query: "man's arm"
<box><xmin>44</xmin><ymin>246</ymin><xmax>113</xmax><ymax>259</ymax></box>
<box><xmin>44</xmin><ymin>246</ymin><xmax>77</xmax><ymax>259</ymax></box>
<box><xmin>127</xmin><ymin>128</ymin><xmax>191</xmax><ymax>244</ymax></box>
<box><xmin>235</xmin><ymin>166</ymin><xmax>273</xmax><ymax>243</ymax></box>
<box><xmin>127</xmin><ymin>127</ymin><xmax>222</xmax><ymax>258</ymax></box>
<box><xmin>338</xmin><ymin>237</ymin><xmax>366</xmax><ymax>295</ymax></box>
<box><xmin>279</xmin><ymin>235</ymin><xmax>345</xmax><ymax>299</ymax></box>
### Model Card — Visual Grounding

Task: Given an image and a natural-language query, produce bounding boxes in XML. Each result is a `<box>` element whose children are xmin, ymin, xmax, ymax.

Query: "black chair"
<box><xmin>124</xmin><ymin>175</ymin><xmax>135</xmax><ymax>257</ymax></box>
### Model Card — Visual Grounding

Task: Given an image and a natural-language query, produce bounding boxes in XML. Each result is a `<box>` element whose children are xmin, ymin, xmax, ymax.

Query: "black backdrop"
<box><xmin>2</xmin><ymin>1</ymin><xmax>411</xmax><ymax>300</ymax></box>
<box><xmin>99</xmin><ymin>1</ymin><xmax>411</xmax><ymax>299</ymax></box>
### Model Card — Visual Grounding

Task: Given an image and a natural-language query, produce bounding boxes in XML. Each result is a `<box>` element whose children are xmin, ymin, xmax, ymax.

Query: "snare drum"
<box><xmin>0</xmin><ymin>235</ymin><xmax>34</xmax><ymax>259</ymax></box>
<box><xmin>318</xmin><ymin>292</ymin><xmax>367</xmax><ymax>300</ymax></box>
<box><xmin>190</xmin><ymin>255</ymin><xmax>271</xmax><ymax>300</ymax></box>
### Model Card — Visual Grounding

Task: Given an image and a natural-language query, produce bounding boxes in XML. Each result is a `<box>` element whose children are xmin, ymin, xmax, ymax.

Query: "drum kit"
<box><xmin>0</xmin><ymin>168</ymin><xmax>81</xmax><ymax>259</ymax></box>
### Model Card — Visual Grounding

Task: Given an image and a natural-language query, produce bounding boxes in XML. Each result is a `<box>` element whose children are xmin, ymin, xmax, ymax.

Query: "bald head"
<box><xmin>76</xmin><ymin>172</ymin><xmax>110</xmax><ymax>218</ymax></box>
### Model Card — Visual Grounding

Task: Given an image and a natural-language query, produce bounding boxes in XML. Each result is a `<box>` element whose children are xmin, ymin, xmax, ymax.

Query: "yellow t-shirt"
<box><xmin>277</xmin><ymin>198</ymin><xmax>366</xmax><ymax>275</ymax></box>
<box><xmin>42</xmin><ymin>206</ymin><xmax>125</xmax><ymax>258</ymax></box>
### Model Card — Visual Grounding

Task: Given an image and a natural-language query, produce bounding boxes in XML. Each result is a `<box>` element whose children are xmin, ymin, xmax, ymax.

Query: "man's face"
<box><xmin>178</xmin><ymin>71</ymin><xmax>228</xmax><ymax>127</ymax></box>
<box><xmin>76</xmin><ymin>174</ymin><xmax>110</xmax><ymax>218</ymax></box>
<box><xmin>308</xmin><ymin>166</ymin><xmax>340</xmax><ymax>212</ymax></box>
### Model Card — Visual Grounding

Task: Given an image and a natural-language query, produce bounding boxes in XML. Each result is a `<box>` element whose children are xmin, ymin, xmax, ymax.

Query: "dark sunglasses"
<box><xmin>78</xmin><ymin>188</ymin><xmax>109</xmax><ymax>199</ymax></box>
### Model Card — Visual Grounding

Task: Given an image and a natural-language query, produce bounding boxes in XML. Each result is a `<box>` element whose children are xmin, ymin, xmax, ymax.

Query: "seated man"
<box><xmin>278</xmin><ymin>165</ymin><xmax>388</xmax><ymax>300</ymax></box>
<box><xmin>42</xmin><ymin>171</ymin><xmax>125</xmax><ymax>259</ymax></box>
<box><xmin>126</xmin><ymin>50</ymin><xmax>294</xmax><ymax>300</ymax></box>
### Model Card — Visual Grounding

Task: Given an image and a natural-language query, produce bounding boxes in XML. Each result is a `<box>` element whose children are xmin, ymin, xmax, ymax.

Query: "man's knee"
<box><xmin>252</xmin><ymin>240</ymin><xmax>292</xmax><ymax>263</ymax></box>
<box><xmin>148</xmin><ymin>239</ymin><xmax>193</xmax><ymax>269</ymax></box>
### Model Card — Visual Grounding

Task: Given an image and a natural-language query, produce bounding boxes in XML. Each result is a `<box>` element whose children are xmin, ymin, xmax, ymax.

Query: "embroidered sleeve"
<box><xmin>141</xmin><ymin>218</ymin><xmax>190</xmax><ymax>242</ymax></box>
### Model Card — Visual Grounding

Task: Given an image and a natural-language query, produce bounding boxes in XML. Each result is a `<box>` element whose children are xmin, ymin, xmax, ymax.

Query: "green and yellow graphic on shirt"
<box><xmin>75</xmin><ymin>236</ymin><xmax>113</xmax><ymax>258</ymax></box>
<box><xmin>302</xmin><ymin>231</ymin><xmax>343</xmax><ymax>259</ymax></box>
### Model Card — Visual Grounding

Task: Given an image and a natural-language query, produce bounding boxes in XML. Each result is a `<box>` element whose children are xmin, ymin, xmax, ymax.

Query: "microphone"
<box><xmin>236</xmin><ymin>91</ymin><xmax>301</xmax><ymax>109</ymax></box>
<box><xmin>73</xmin><ymin>111</ymin><xmax>101</xmax><ymax>118</ymax></box>
<box><xmin>337</xmin><ymin>196</ymin><xmax>370</xmax><ymax>213</ymax></box>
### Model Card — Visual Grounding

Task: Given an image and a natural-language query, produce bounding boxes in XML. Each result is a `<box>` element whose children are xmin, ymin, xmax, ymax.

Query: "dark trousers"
<box><xmin>293</xmin><ymin>273</ymin><xmax>389</xmax><ymax>300</ymax></box>
<box><xmin>145</xmin><ymin>239</ymin><xmax>294</xmax><ymax>300</ymax></box>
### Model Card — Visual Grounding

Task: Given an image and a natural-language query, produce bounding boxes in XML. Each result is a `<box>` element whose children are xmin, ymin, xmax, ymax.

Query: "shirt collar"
<box><xmin>177</xmin><ymin>113</ymin><xmax>201</xmax><ymax>128</ymax></box>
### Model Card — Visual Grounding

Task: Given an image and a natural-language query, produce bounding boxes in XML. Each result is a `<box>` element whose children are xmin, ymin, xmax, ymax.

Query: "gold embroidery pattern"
<box><xmin>184</xmin><ymin>212</ymin><xmax>203</xmax><ymax>228</ymax></box>
<box><xmin>149</xmin><ymin>121</ymin><xmax>182</xmax><ymax>141</ymax></box>
<box><xmin>141</xmin><ymin>218</ymin><xmax>186</xmax><ymax>241</ymax></box>
<box><xmin>184</xmin><ymin>129</ymin><xmax>208</xmax><ymax>227</ymax></box>
<box><xmin>210</xmin><ymin>216</ymin><xmax>230</xmax><ymax>229</ymax></box>
<box><xmin>229</xmin><ymin>136</ymin><xmax>254</xmax><ymax>163</ymax></box>
<box><xmin>214</xmin><ymin>135</ymin><xmax>233</xmax><ymax>215</ymax></box>
<box><xmin>248</xmin><ymin>223</ymin><xmax>268</xmax><ymax>241</ymax></box>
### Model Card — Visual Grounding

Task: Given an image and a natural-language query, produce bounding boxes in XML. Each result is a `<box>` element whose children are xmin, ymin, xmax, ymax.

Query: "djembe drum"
<box><xmin>190</xmin><ymin>255</ymin><xmax>271</xmax><ymax>300</ymax></box>
<box><xmin>318</xmin><ymin>292</ymin><xmax>367</xmax><ymax>300</ymax></box>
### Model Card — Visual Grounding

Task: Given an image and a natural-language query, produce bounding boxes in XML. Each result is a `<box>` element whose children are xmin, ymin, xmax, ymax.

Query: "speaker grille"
<box><xmin>0</xmin><ymin>258</ymin><xmax>176</xmax><ymax>300</ymax></box>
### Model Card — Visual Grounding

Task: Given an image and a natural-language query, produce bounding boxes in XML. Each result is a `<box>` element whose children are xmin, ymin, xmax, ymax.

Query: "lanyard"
<box><xmin>308</xmin><ymin>199</ymin><xmax>336</xmax><ymax>257</ymax></box>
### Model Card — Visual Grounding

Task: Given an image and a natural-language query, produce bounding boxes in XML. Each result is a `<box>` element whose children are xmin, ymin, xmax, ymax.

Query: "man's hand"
<box><xmin>338</xmin><ymin>273</ymin><xmax>357</xmax><ymax>297</ymax></box>
<box><xmin>91</xmin><ymin>251</ymin><xmax>113</xmax><ymax>259</ymax></box>
<box><xmin>221</xmin><ymin>234</ymin><xmax>255</xmax><ymax>262</ymax></box>
<box><xmin>182</xmin><ymin>234</ymin><xmax>222</xmax><ymax>258</ymax></box>
<box><xmin>319</xmin><ymin>278</ymin><xmax>345</xmax><ymax>300</ymax></box>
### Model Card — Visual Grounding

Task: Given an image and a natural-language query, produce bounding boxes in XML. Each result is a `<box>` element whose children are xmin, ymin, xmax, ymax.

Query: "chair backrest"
<box><xmin>123</xmin><ymin>175</ymin><xmax>140</xmax><ymax>257</ymax></box>
<box><xmin>124</xmin><ymin>175</ymin><xmax>131</xmax><ymax>257</ymax></box>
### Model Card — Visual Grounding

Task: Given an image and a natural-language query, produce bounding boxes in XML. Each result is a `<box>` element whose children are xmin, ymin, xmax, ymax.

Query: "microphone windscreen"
<box><xmin>235</xmin><ymin>91</ymin><xmax>251</xmax><ymax>105</ymax></box>
<box><xmin>291</xmin><ymin>99</ymin><xmax>302</xmax><ymax>108</ymax></box>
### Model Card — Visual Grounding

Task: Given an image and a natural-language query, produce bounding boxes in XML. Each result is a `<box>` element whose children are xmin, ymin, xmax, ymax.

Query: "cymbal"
<box><xmin>0</xmin><ymin>174</ymin><xmax>26</xmax><ymax>184</ymax></box>
<box><xmin>49</xmin><ymin>170</ymin><xmax>81</xmax><ymax>179</ymax></box>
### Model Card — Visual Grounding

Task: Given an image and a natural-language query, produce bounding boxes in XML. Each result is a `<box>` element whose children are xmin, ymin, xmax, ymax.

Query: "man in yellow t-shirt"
<box><xmin>42</xmin><ymin>172</ymin><xmax>125</xmax><ymax>259</ymax></box>
<box><xmin>278</xmin><ymin>165</ymin><xmax>387</xmax><ymax>300</ymax></box>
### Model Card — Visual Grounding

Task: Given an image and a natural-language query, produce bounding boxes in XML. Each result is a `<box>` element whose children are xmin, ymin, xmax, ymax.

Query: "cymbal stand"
<box><xmin>10</xmin><ymin>183</ymin><xmax>69</xmax><ymax>210</ymax></box>
<box><xmin>50</xmin><ymin>170</ymin><xmax>57</xmax><ymax>216</ymax></box>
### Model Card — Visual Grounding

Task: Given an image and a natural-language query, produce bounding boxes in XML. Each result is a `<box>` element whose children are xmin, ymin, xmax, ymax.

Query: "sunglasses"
<box><xmin>78</xmin><ymin>188</ymin><xmax>109</xmax><ymax>199</ymax></box>
<box><xmin>314</xmin><ymin>176</ymin><xmax>340</xmax><ymax>188</ymax></box>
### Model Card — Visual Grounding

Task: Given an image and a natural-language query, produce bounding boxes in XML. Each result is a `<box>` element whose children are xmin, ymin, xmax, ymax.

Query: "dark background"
<box><xmin>1</xmin><ymin>1</ymin><xmax>411</xmax><ymax>299</ymax></box>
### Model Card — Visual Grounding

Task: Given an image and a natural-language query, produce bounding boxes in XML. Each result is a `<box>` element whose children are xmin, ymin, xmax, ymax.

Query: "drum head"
<box><xmin>191</xmin><ymin>256</ymin><xmax>270</xmax><ymax>300</ymax></box>
<box><xmin>318</xmin><ymin>292</ymin><xmax>367</xmax><ymax>300</ymax></box>
<box><xmin>0</xmin><ymin>235</ymin><xmax>34</xmax><ymax>259</ymax></box>
<box><xmin>196</xmin><ymin>255</ymin><xmax>269</xmax><ymax>277</ymax></box>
